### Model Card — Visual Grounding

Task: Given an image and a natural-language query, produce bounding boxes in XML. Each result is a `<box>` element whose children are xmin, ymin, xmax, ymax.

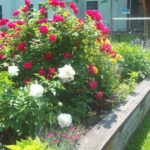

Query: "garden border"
<box><xmin>77</xmin><ymin>79</ymin><xmax>150</xmax><ymax>150</ymax></box>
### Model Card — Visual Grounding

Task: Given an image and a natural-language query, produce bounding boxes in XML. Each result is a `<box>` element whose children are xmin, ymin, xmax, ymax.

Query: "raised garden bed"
<box><xmin>77</xmin><ymin>79</ymin><xmax>150</xmax><ymax>150</ymax></box>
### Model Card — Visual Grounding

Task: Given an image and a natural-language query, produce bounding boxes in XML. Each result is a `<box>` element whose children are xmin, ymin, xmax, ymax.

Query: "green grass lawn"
<box><xmin>125</xmin><ymin>111</ymin><xmax>150</xmax><ymax>150</ymax></box>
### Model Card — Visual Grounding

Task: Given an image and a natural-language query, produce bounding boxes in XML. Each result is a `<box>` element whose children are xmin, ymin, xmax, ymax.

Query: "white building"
<box><xmin>0</xmin><ymin>0</ymin><xmax>129</xmax><ymax>31</ymax></box>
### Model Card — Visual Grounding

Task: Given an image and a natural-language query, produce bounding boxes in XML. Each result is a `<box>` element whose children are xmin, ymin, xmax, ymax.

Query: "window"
<box><xmin>87</xmin><ymin>1</ymin><xmax>98</xmax><ymax>10</ymax></box>
<box><xmin>39</xmin><ymin>4</ymin><xmax>48</xmax><ymax>18</ymax></box>
<box><xmin>0</xmin><ymin>5</ymin><xmax>2</xmax><ymax>19</ymax></box>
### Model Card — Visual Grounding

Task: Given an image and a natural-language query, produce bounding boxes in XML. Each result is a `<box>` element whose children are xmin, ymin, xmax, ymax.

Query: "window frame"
<box><xmin>0</xmin><ymin>5</ymin><xmax>2</xmax><ymax>19</ymax></box>
<box><xmin>86</xmin><ymin>0</ymin><xmax>98</xmax><ymax>10</ymax></box>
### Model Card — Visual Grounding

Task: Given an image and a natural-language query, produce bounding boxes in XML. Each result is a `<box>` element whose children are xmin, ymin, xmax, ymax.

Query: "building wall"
<box><xmin>0</xmin><ymin>0</ymin><xmax>128</xmax><ymax>31</ymax></box>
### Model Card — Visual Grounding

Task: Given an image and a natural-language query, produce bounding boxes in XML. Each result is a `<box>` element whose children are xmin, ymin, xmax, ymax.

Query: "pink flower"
<box><xmin>78</xmin><ymin>18</ymin><xmax>84</xmax><ymax>24</ymax></box>
<box><xmin>15</xmin><ymin>20</ymin><xmax>24</xmax><ymax>25</ymax></box>
<box><xmin>0</xmin><ymin>45</ymin><xmax>3</xmax><ymax>50</ymax></box>
<box><xmin>23</xmin><ymin>62</ymin><xmax>32</xmax><ymax>70</ymax></box>
<box><xmin>49</xmin><ymin>34</ymin><xmax>56</xmax><ymax>42</ymax></box>
<box><xmin>36</xmin><ymin>19</ymin><xmax>43</xmax><ymax>25</ymax></box>
<box><xmin>58</xmin><ymin>1</ymin><xmax>65</xmax><ymax>8</ymax></box>
<box><xmin>38</xmin><ymin>69</ymin><xmax>46</xmax><ymax>76</ymax></box>
<box><xmin>13</xmin><ymin>10</ymin><xmax>20</xmax><ymax>16</ymax></box>
<box><xmin>49</xmin><ymin>0</ymin><xmax>65</xmax><ymax>8</ymax></box>
<box><xmin>0</xmin><ymin>53</ymin><xmax>3</xmax><ymax>59</ymax></box>
<box><xmin>44</xmin><ymin>52</ymin><xmax>53</xmax><ymax>61</ymax></box>
<box><xmin>52</xmin><ymin>15</ymin><xmax>64</xmax><ymax>23</ymax></box>
<box><xmin>17</xmin><ymin>42</ymin><xmax>26</xmax><ymax>51</ymax></box>
<box><xmin>43</xmin><ymin>18</ymin><xmax>48</xmax><ymax>23</ymax></box>
<box><xmin>88</xmin><ymin>80</ymin><xmax>98</xmax><ymax>90</ymax></box>
<box><xmin>70</xmin><ymin>127</ymin><xmax>77</xmax><ymax>131</ymax></box>
<box><xmin>69</xmin><ymin>2</ymin><xmax>79</xmax><ymax>14</ymax></box>
<box><xmin>48</xmin><ymin>67</ymin><xmax>56</xmax><ymax>76</ymax></box>
<box><xmin>21</xmin><ymin>5</ymin><xmax>29</xmax><ymax>13</ymax></box>
<box><xmin>95</xmin><ymin>22</ymin><xmax>110</xmax><ymax>34</ymax></box>
<box><xmin>61</xmin><ymin>133</ymin><xmax>68</xmax><ymax>139</ymax></box>
<box><xmin>0</xmin><ymin>18</ymin><xmax>9</xmax><ymax>26</ymax></box>
<box><xmin>0</xmin><ymin>32</ymin><xmax>6</xmax><ymax>37</ymax></box>
<box><xmin>100</xmin><ymin>44</ymin><xmax>112</xmax><ymax>53</ymax></box>
<box><xmin>71</xmin><ymin>135</ymin><xmax>80</xmax><ymax>141</ymax></box>
<box><xmin>39</xmin><ymin>7</ymin><xmax>47</xmax><ymax>16</ymax></box>
<box><xmin>16</xmin><ymin>27</ymin><xmax>22</xmax><ymax>31</ymax></box>
<box><xmin>7</xmin><ymin>22</ymin><xmax>16</xmax><ymax>29</ymax></box>
<box><xmin>86</xmin><ymin>10</ymin><xmax>102</xmax><ymax>22</ymax></box>
<box><xmin>24</xmin><ymin>0</ymin><xmax>31</xmax><ymax>6</ymax></box>
<box><xmin>49</xmin><ymin>132</ymin><xmax>56</xmax><ymax>138</ymax></box>
<box><xmin>53</xmin><ymin>139</ymin><xmax>60</xmax><ymax>143</ymax></box>
<box><xmin>95</xmin><ymin>91</ymin><xmax>104</xmax><ymax>100</ymax></box>
<box><xmin>64</xmin><ymin>52</ymin><xmax>71</xmax><ymax>59</ymax></box>
<box><xmin>39</xmin><ymin>26</ymin><xmax>48</xmax><ymax>34</ymax></box>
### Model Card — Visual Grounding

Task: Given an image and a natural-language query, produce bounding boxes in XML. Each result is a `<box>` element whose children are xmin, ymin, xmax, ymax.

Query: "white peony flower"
<box><xmin>29</xmin><ymin>83</ymin><xmax>44</xmax><ymax>97</ymax></box>
<box><xmin>58</xmin><ymin>64</ymin><xmax>75</xmax><ymax>82</ymax></box>
<box><xmin>57</xmin><ymin>113</ymin><xmax>72</xmax><ymax>128</ymax></box>
<box><xmin>8</xmin><ymin>65</ymin><xmax>19</xmax><ymax>76</ymax></box>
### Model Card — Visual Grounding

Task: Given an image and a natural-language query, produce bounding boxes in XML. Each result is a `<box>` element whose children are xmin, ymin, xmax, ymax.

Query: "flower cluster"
<box><xmin>0</xmin><ymin>0</ymin><xmax>120</xmax><ymax>122</ymax></box>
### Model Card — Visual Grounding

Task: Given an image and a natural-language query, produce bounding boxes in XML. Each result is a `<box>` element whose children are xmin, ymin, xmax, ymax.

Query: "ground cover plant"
<box><xmin>126</xmin><ymin>111</ymin><xmax>150</xmax><ymax>150</ymax></box>
<box><xmin>0</xmin><ymin>0</ymin><xmax>149</xmax><ymax>149</ymax></box>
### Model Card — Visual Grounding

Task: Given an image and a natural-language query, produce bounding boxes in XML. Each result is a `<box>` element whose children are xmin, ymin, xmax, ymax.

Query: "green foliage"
<box><xmin>113</xmin><ymin>42</ymin><xmax>150</xmax><ymax>80</ymax></box>
<box><xmin>113</xmin><ymin>72</ymin><xmax>138</xmax><ymax>102</ymax></box>
<box><xmin>5</xmin><ymin>137</ymin><xmax>55</xmax><ymax>150</ymax></box>
<box><xmin>0</xmin><ymin>72</ymin><xmax>62</xmax><ymax>143</ymax></box>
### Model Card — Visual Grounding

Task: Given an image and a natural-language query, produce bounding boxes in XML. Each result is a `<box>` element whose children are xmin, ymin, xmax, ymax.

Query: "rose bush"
<box><xmin>0</xmin><ymin>0</ymin><xmax>122</xmax><ymax>144</ymax></box>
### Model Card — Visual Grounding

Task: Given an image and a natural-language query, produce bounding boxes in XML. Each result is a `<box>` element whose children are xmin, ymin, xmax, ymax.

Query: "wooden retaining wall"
<box><xmin>78</xmin><ymin>79</ymin><xmax>150</xmax><ymax>150</ymax></box>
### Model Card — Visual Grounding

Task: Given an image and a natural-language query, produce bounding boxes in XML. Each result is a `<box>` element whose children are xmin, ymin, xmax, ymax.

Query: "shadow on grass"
<box><xmin>125</xmin><ymin>111</ymin><xmax>150</xmax><ymax>150</ymax></box>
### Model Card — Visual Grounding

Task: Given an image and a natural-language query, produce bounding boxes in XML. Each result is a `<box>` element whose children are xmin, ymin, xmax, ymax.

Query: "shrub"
<box><xmin>0</xmin><ymin>0</ymin><xmax>122</xmax><ymax>144</ymax></box>
<box><xmin>113</xmin><ymin>42</ymin><xmax>150</xmax><ymax>80</ymax></box>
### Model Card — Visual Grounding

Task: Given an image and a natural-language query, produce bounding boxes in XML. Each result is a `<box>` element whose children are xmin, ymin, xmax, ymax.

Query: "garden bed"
<box><xmin>77</xmin><ymin>79</ymin><xmax>150</xmax><ymax>150</ymax></box>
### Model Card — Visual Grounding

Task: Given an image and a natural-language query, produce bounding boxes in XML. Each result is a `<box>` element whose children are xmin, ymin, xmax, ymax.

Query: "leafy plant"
<box><xmin>113</xmin><ymin>42</ymin><xmax>150</xmax><ymax>80</ymax></box>
<box><xmin>5</xmin><ymin>137</ymin><xmax>55</xmax><ymax>150</ymax></box>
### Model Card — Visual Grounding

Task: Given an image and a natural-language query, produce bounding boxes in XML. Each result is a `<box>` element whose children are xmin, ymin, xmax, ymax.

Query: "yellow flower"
<box><xmin>93</xmin><ymin>66</ymin><xmax>99</xmax><ymax>74</ymax></box>
<box><xmin>116</xmin><ymin>54</ymin><xmax>123</xmax><ymax>60</ymax></box>
<box><xmin>110</xmin><ymin>58</ymin><xmax>117</xmax><ymax>63</ymax></box>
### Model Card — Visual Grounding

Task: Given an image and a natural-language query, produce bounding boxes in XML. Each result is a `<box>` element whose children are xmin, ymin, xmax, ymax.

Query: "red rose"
<box><xmin>13</xmin><ymin>10</ymin><xmax>20</xmax><ymax>16</ymax></box>
<box><xmin>39</xmin><ymin>7</ymin><xmax>47</xmax><ymax>16</ymax></box>
<box><xmin>17</xmin><ymin>42</ymin><xmax>26</xmax><ymax>51</ymax></box>
<box><xmin>39</xmin><ymin>26</ymin><xmax>48</xmax><ymax>34</ymax></box>
<box><xmin>0</xmin><ymin>45</ymin><xmax>3</xmax><ymax>50</ymax></box>
<box><xmin>88</xmin><ymin>80</ymin><xmax>98</xmax><ymax>90</ymax></box>
<box><xmin>0</xmin><ymin>18</ymin><xmax>9</xmax><ymax>26</ymax></box>
<box><xmin>21</xmin><ymin>5</ymin><xmax>29</xmax><ymax>13</ymax></box>
<box><xmin>44</xmin><ymin>52</ymin><xmax>53</xmax><ymax>61</ymax></box>
<box><xmin>52</xmin><ymin>15</ymin><xmax>64</xmax><ymax>23</ymax></box>
<box><xmin>69</xmin><ymin>2</ymin><xmax>79</xmax><ymax>14</ymax></box>
<box><xmin>38</xmin><ymin>69</ymin><xmax>46</xmax><ymax>76</ymax></box>
<box><xmin>15</xmin><ymin>20</ymin><xmax>24</xmax><ymax>25</ymax></box>
<box><xmin>95</xmin><ymin>91</ymin><xmax>104</xmax><ymax>100</ymax></box>
<box><xmin>23</xmin><ymin>62</ymin><xmax>32</xmax><ymax>70</ymax></box>
<box><xmin>0</xmin><ymin>53</ymin><xmax>3</xmax><ymax>59</ymax></box>
<box><xmin>24</xmin><ymin>0</ymin><xmax>31</xmax><ymax>6</ymax></box>
<box><xmin>64</xmin><ymin>52</ymin><xmax>71</xmax><ymax>59</ymax></box>
<box><xmin>0</xmin><ymin>32</ymin><xmax>6</xmax><ymax>37</ymax></box>
<box><xmin>49</xmin><ymin>34</ymin><xmax>56</xmax><ymax>42</ymax></box>
<box><xmin>48</xmin><ymin>67</ymin><xmax>56</xmax><ymax>76</ymax></box>
<box><xmin>7</xmin><ymin>22</ymin><xmax>16</xmax><ymax>29</ymax></box>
